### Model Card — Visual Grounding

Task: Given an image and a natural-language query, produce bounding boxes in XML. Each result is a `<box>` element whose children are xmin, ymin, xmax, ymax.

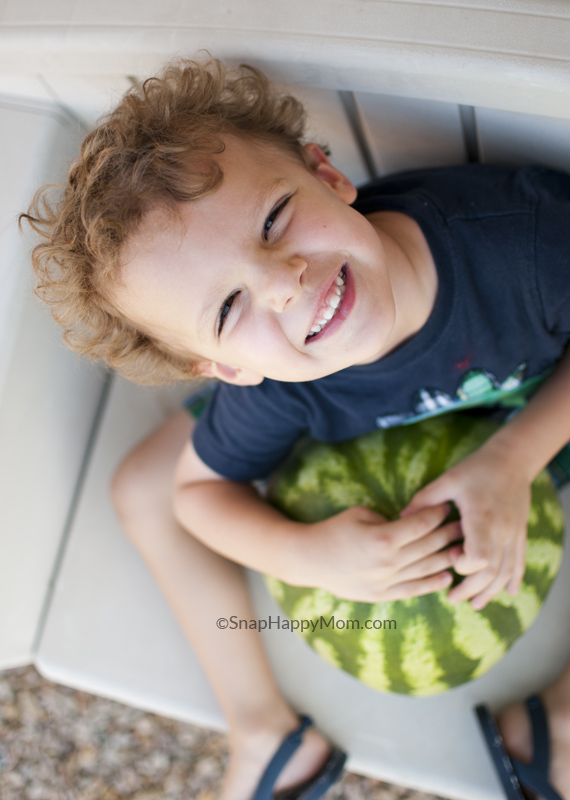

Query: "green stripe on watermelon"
<box><xmin>265</xmin><ymin>413</ymin><xmax>565</xmax><ymax>696</ymax></box>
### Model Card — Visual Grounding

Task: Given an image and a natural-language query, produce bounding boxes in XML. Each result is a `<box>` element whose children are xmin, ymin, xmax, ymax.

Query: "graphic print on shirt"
<box><xmin>375</xmin><ymin>362</ymin><xmax>552</xmax><ymax>429</ymax></box>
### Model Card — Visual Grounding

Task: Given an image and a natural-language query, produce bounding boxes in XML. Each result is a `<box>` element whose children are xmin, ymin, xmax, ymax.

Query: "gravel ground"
<box><xmin>0</xmin><ymin>665</ymin><xmax>444</xmax><ymax>800</ymax></box>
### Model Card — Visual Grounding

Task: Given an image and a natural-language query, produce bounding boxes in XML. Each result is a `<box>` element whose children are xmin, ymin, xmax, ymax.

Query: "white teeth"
<box><xmin>306</xmin><ymin>267</ymin><xmax>346</xmax><ymax>340</ymax></box>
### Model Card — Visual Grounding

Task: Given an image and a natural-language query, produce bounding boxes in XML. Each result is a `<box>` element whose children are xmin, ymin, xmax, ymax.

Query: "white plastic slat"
<box><xmin>3</xmin><ymin>1</ymin><xmax>570</xmax><ymax>119</ymax></box>
<box><xmin>353</xmin><ymin>92</ymin><xmax>466</xmax><ymax>176</ymax></box>
<box><xmin>0</xmin><ymin>75</ymin><xmax>53</xmax><ymax>105</ymax></box>
<box><xmin>292</xmin><ymin>86</ymin><xmax>370</xmax><ymax>186</ymax></box>
<box><xmin>39</xmin><ymin>74</ymin><xmax>134</xmax><ymax>128</ymax></box>
<box><xmin>0</xmin><ymin>103</ymin><xmax>106</xmax><ymax>669</ymax></box>
<box><xmin>476</xmin><ymin>107</ymin><xmax>570</xmax><ymax>172</ymax></box>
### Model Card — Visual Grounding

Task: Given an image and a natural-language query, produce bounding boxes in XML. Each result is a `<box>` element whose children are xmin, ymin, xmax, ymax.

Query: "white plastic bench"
<box><xmin>1</xmin><ymin>2</ymin><xmax>570</xmax><ymax>798</ymax></box>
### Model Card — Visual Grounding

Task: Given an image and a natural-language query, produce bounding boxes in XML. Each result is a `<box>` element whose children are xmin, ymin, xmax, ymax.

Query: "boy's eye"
<box><xmin>263</xmin><ymin>195</ymin><xmax>291</xmax><ymax>241</ymax></box>
<box><xmin>217</xmin><ymin>291</ymin><xmax>239</xmax><ymax>336</ymax></box>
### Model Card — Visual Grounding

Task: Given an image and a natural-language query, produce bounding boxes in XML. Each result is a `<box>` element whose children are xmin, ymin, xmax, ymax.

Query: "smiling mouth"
<box><xmin>306</xmin><ymin>266</ymin><xmax>347</xmax><ymax>341</ymax></box>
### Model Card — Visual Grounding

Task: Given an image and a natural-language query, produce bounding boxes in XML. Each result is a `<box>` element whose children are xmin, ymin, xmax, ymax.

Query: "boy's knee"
<box><xmin>111</xmin><ymin>410</ymin><xmax>194</xmax><ymax>536</ymax></box>
<box><xmin>110</xmin><ymin>446</ymin><xmax>168</xmax><ymax>528</ymax></box>
<box><xmin>110</xmin><ymin>451</ymin><xmax>142</xmax><ymax>523</ymax></box>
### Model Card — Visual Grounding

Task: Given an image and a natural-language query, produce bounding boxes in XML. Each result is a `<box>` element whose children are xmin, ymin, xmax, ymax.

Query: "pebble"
<box><xmin>0</xmin><ymin>665</ymin><xmax>445</xmax><ymax>800</ymax></box>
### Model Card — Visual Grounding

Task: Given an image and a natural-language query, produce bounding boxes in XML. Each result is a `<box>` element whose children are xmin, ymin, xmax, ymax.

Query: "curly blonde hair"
<box><xmin>21</xmin><ymin>58</ymin><xmax>314</xmax><ymax>385</ymax></box>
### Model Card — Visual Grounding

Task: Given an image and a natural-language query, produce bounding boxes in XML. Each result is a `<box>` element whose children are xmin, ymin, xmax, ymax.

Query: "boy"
<box><xmin>23</xmin><ymin>58</ymin><xmax>570</xmax><ymax>799</ymax></box>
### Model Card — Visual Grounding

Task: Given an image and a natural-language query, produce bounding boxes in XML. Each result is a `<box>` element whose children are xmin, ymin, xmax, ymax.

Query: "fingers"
<box><xmin>447</xmin><ymin>534</ymin><xmax>526</xmax><ymax>608</ymax></box>
<box><xmin>390</xmin><ymin>502</ymin><xmax>452</xmax><ymax>545</ymax></box>
<box><xmin>453</xmin><ymin>550</ymin><xmax>489</xmax><ymax>575</ymax></box>
<box><xmin>400</xmin><ymin>541</ymin><xmax>464</xmax><ymax>582</ymax></box>
<box><xmin>399</xmin><ymin>520</ymin><xmax>463</xmax><ymax>568</ymax></box>
<box><xmin>446</xmin><ymin>566</ymin><xmax>499</xmax><ymax>607</ymax></box>
<box><xmin>338</xmin><ymin>505</ymin><xmax>459</xmax><ymax>601</ymax></box>
<box><xmin>392</xmin><ymin>451</ymin><xmax>533</xmax><ymax>608</ymax></box>
<box><xmin>401</xmin><ymin>476</ymin><xmax>451</xmax><ymax>515</ymax></box>
<box><xmin>378</xmin><ymin>524</ymin><xmax>463</xmax><ymax>599</ymax></box>
<box><xmin>344</xmin><ymin>496</ymin><xmax>528</xmax><ymax>607</ymax></box>
<box><xmin>468</xmin><ymin>535</ymin><xmax>526</xmax><ymax>608</ymax></box>
<box><xmin>507</xmin><ymin>534</ymin><xmax>527</xmax><ymax>595</ymax></box>
<box><xmin>463</xmin><ymin>560</ymin><xmax>512</xmax><ymax>609</ymax></box>
<box><xmin>384</xmin><ymin>571</ymin><xmax>454</xmax><ymax>601</ymax></box>
<box><xmin>448</xmin><ymin>553</ymin><xmax>504</xmax><ymax>606</ymax></box>
<box><xmin>446</xmin><ymin>505</ymin><xmax>496</xmax><ymax>576</ymax></box>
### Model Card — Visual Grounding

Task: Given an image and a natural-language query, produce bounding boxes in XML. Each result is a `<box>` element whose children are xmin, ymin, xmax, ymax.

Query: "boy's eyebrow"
<box><xmin>253</xmin><ymin>177</ymin><xmax>289</xmax><ymax>219</ymax></box>
<box><xmin>198</xmin><ymin>277</ymin><xmax>228</xmax><ymax>342</ymax></box>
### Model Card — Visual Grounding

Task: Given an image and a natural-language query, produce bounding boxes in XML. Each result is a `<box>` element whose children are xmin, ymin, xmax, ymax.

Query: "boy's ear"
<box><xmin>304</xmin><ymin>143</ymin><xmax>357</xmax><ymax>204</ymax></box>
<box><xmin>197</xmin><ymin>361</ymin><xmax>264</xmax><ymax>386</ymax></box>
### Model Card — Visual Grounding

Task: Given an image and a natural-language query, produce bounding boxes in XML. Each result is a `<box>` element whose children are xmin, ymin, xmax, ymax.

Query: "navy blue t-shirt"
<box><xmin>193</xmin><ymin>164</ymin><xmax>570</xmax><ymax>481</ymax></box>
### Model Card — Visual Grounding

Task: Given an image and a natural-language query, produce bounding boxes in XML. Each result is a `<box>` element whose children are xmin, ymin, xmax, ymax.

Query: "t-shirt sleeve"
<box><xmin>528</xmin><ymin>167</ymin><xmax>570</xmax><ymax>337</ymax></box>
<box><xmin>192</xmin><ymin>381</ymin><xmax>308</xmax><ymax>481</ymax></box>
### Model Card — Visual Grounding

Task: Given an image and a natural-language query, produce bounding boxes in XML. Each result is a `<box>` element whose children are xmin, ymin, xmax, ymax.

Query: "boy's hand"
<box><xmin>301</xmin><ymin>502</ymin><xmax>462</xmax><ymax>603</ymax></box>
<box><xmin>401</xmin><ymin>440</ymin><xmax>532</xmax><ymax>609</ymax></box>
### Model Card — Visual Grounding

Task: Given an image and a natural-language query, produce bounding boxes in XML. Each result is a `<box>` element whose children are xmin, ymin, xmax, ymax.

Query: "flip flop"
<box><xmin>475</xmin><ymin>694</ymin><xmax>564</xmax><ymax>800</ymax></box>
<box><xmin>252</xmin><ymin>715</ymin><xmax>347</xmax><ymax>800</ymax></box>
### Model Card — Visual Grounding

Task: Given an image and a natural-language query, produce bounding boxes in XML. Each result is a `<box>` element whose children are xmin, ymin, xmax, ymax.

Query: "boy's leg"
<box><xmin>111</xmin><ymin>410</ymin><xmax>331</xmax><ymax>800</ymax></box>
<box><xmin>498</xmin><ymin>657</ymin><xmax>570</xmax><ymax>798</ymax></box>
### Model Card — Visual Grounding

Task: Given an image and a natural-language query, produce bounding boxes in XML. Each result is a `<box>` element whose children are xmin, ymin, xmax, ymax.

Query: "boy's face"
<box><xmin>115</xmin><ymin>137</ymin><xmax>398</xmax><ymax>384</ymax></box>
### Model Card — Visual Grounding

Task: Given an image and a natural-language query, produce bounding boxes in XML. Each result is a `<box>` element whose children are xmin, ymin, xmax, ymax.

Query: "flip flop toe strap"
<box><xmin>475</xmin><ymin>704</ymin><xmax>525</xmax><ymax>800</ymax></box>
<box><xmin>475</xmin><ymin>697</ymin><xmax>564</xmax><ymax>800</ymax></box>
<box><xmin>286</xmin><ymin>748</ymin><xmax>347</xmax><ymax>800</ymax></box>
<box><xmin>252</xmin><ymin>716</ymin><xmax>313</xmax><ymax>800</ymax></box>
<box><xmin>525</xmin><ymin>695</ymin><xmax>550</xmax><ymax>775</ymax></box>
<box><xmin>512</xmin><ymin>760</ymin><xmax>563</xmax><ymax>800</ymax></box>
<box><xmin>511</xmin><ymin>695</ymin><xmax>564</xmax><ymax>800</ymax></box>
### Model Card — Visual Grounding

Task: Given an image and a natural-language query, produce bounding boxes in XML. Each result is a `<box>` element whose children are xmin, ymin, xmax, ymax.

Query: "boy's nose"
<box><xmin>261</xmin><ymin>255</ymin><xmax>307</xmax><ymax>313</ymax></box>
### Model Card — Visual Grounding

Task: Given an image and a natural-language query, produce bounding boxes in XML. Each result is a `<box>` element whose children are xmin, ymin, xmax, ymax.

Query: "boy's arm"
<box><xmin>404</xmin><ymin>345</ymin><xmax>570</xmax><ymax>608</ymax></box>
<box><xmin>172</xmin><ymin>437</ymin><xmax>462</xmax><ymax>603</ymax></box>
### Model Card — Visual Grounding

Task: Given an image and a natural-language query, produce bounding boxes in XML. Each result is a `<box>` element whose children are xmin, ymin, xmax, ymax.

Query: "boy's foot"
<box><xmin>498</xmin><ymin>685</ymin><xmax>570</xmax><ymax>799</ymax></box>
<box><xmin>222</xmin><ymin>714</ymin><xmax>335</xmax><ymax>800</ymax></box>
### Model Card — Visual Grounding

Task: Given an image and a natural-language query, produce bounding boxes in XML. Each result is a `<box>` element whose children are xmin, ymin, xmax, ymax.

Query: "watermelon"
<box><xmin>265</xmin><ymin>414</ymin><xmax>565</xmax><ymax>696</ymax></box>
